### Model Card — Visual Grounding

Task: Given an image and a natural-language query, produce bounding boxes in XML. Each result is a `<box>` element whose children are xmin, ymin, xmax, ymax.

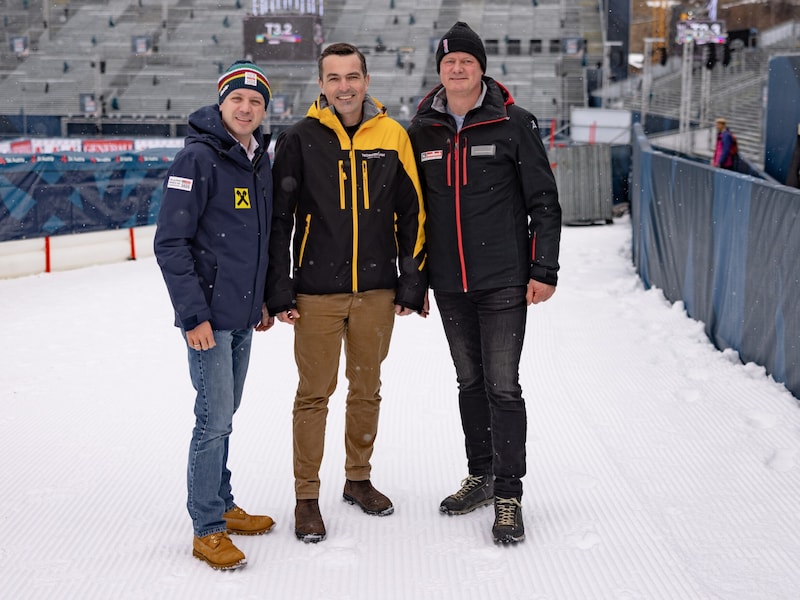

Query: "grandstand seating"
<box><xmin>0</xmin><ymin>0</ymin><xmax>796</xmax><ymax>167</ymax></box>
<box><xmin>0</xmin><ymin>0</ymin><xmax>604</xmax><ymax>127</ymax></box>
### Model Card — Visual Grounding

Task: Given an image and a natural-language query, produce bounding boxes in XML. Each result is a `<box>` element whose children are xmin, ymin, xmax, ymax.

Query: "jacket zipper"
<box><xmin>251</xmin><ymin>152</ymin><xmax>264</xmax><ymax>311</ymax></box>
<box><xmin>298</xmin><ymin>213</ymin><xmax>311</xmax><ymax>267</ymax></box>
<box><xmin>450</xmin><ymin>118</ymin><xmax>508</xmax><ymax>292</ymax></box>
<box><xmin>453</xmin><ymin>133</ymin><xmax>469</xmax><ymax>292</ymax></box>
<box><xmin>338</xmin><ymin>159</ymin><xmax>347</xmax><ymax>210</ymax></box>
<box><xmin>361</xmin><ymin>160</ymin><xmax>370</xmax><ymax>209</ymax></box>
<box><xmin>349</xmin><ymin>147</ymin><xmax>359</xmax><ymax>292</ymax></box>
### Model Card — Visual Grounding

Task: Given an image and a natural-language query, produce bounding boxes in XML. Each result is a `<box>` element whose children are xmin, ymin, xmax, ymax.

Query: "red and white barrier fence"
<box><xmin>0</xmin><ymin>226</ymin><xmax>156</xmax><ymax>279</ymax></box>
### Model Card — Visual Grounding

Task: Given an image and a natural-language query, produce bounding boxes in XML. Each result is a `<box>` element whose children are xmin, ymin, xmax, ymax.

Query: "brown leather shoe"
<box><xmin>192</xmin><ymin>531</ymin><xmax>246</xmax><ymax>570</ymax></box>
<box><xmin>343</xmin><ymin>479</ymin><xmax>394</xmax><ymax>515</ymax></box>
<box><xmin>295</xmin><ymin>499</ymin><xmax>326</xmax><ymax>543</ymax></box>
<box><xmin>223</xmin><ymin>505</ymin><xmax>275</xmax><ymax>535</ymax></box>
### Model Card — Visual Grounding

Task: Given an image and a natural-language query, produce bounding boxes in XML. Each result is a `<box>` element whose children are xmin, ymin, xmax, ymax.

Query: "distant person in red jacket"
<box><xmin>712</xmin><ymin>117</ymin><xmax>738</xmax><ymax>170</ymax></box>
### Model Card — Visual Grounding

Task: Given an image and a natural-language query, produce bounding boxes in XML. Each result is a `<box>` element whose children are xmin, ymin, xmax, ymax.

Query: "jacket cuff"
<box><xmin>530</xmin><ymin>264</ymin><xmax>558</xmax><ymax>287</ymax></box>
<box><xmin>394</xmin><ymin>287</ymin><xmax>425</xmax><ymax>312</ymax></box>
<box><xmin>180</xmin><ymin>308</ymin><xmax>212</xmax><ymax>332</ymax></box>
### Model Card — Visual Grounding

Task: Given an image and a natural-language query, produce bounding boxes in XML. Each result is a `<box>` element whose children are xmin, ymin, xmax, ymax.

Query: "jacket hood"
<box><xmin>413</xmin><ymin>76</ymin><xmax>513</xmax><ymax>124</ymax></box>
<box><xmin>305</xmin><ymin>94</ymin><xmax>386</xmax><ymax>127</ymax></box>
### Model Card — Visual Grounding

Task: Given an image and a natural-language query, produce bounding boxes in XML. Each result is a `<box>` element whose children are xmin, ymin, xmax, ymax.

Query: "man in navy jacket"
<box><xmin>154</xmin><ymin>61</ymin><xmax>275</xmax><ymax>571</ymax></box>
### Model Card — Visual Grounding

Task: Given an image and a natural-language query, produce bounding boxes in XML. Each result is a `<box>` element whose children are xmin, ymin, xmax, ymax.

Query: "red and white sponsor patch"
<box><xmin>167</xmin><ymin>176</ymin><xmax>193</xmax><ymax>192</ymax></box>
<box><xmin>421</xmin><ymin>150</ymin><xmax>443</xmax><ymax>162</ymax></box>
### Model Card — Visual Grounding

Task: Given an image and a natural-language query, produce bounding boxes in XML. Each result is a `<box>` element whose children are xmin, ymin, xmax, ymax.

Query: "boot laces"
<box><xmin>495</xmin><ymin>497</ymin><xmax>521</xmax><ymax>526</ymax></box>
<box><xmin>206</xmin><ymin>532</ymin><xmax>226</xmax><ymax>546</ymax></box>
<box><xmin>453</xmin><ymin>475</ymin><xmax>486</xmax><ymax>500</ymax></box>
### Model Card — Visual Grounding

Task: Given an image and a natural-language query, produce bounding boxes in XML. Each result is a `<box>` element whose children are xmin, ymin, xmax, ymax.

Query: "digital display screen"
<box><xmin>244</xmin><ymin>15</ymin><xmax>323</xmax><ymax>62</ymax></box>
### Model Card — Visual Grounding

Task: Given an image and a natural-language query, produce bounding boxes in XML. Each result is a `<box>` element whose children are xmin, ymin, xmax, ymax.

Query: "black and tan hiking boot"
<box><xmin>440</xmin><ymin>475</ymin><xmax>494</xmax><ymax>515</ymax></box>
<box><xmin>492</xmin><ymin>497</ymin><xmax>525</xmax><ymax>544</ymax></box>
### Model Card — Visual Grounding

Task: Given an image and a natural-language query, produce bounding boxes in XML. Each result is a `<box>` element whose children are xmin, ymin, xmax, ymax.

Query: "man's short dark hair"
<box><xmin>318</xmin><ymin>43</ymin><xmax>368</xmax><ymax>80</ymax></box>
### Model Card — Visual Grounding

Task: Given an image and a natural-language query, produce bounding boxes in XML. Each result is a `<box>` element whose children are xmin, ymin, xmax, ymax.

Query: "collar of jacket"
<box><xmin>431</xmin><ymin>80</ymin><xmax>487</xmax><ymax>115</ymax></box>
<box><xmin>186</xmin><ymin>104</ymin><xmax>266</xmax><ymax>166</ymax></box>
<box><xmin>306</xmin><ymin>94</ymin><xmax>385</xmax><ymax>130</ymax></box>
<box><xmin>416</xmin><ymin>77</ymin><xmax>512</xmax><ymax>126</ymax></box>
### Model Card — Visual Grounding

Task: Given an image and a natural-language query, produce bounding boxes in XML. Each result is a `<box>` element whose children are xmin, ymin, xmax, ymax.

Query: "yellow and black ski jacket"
<box><xmin>266</xmin><ymin>95</ymin><xmax>427</xmax><ymax>313</ymax></box>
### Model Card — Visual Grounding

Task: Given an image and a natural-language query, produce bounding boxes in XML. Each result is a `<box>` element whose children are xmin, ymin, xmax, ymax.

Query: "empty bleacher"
<box><xmin>0</xmin><ymin>0</ymin><xmax>604</xmax><ymax>132</ymax></box>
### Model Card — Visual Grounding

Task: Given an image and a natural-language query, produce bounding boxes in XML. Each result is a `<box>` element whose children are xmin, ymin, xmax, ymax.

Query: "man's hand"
<box><xmin>277</xmin><ymin>308</ymin><xmax>300</xmax><ymax>325</ymax></box>
<box><xmin>420</xmin><ymin>289</ymin><xmax>430</xmax><ymax>318</ymax></box>
<box><xmin>255</xmin><ymin>304</ymin><xmax>275</xmax><ymax>332</ymax></box>
<box><xmin>527</xmin><ymin>279</ymin><xmax>556</xmax><ymax>305</ymax></box>
<box><xmin>395</xmin><ymin>304</ymin><xmax>415</xmax><ymax>316</ymax></box>
<box><xmin>186</xmin><ymin>320</ymin><xmax>216</xmax><ymax>351</ymax></box>
<box><xmin>395</xmin><ymin>289</ymin><xmax>430</xmax><ymax>318</ymax></box>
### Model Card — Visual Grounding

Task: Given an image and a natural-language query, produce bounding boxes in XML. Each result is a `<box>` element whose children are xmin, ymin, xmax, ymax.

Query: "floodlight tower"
<box><xmin>641</xmin><ymin>37</ymin><xmax>664</xmax><ymax>129</ymax></box>
<box><xmin>678</xmin><ymin>37</ymin><xmax>693</xmax><ymax>154</ymax></box>
<box><xmin>652</xmin><ymin>0</ymin><xmax>669</xmax><ymax>62</ymax></box>
<box><xmin>602</xmin><ymin>41</ymin><xmax>623</xmax><ymax>109</ymax></box>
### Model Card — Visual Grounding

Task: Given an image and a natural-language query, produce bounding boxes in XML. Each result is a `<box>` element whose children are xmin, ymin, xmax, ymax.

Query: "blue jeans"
<box><xmin>183</xmin><ymin>328</ymin><xmax>253</xmax><ymax>537</ymax></box>
<box><xmin>434</xmin><ymin>287</ymin><xmax>528</xmax><ymax>499</ymax></box>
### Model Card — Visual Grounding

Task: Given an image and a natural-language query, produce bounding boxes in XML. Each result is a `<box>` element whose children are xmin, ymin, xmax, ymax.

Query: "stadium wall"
<box><xmin>1</xmin><ymin>139</ymin><xmax>630</xmax><ymax>279</ymax></box>
<box><xmin>0</xmin><ymin>148</ymin><xmax>177</xmax><ymax>243</ymax></box>
<box><xmin>631</xmin><ymin>123</ymin><xmax>800</xmax><ymax>399</ymax></box>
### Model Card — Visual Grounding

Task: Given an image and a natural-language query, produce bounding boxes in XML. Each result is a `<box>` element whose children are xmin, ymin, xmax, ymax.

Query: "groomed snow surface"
<box><xmin>3</xmin><ymin>216</ymin><xmax>800</xmax><ymax>600</ymax></box>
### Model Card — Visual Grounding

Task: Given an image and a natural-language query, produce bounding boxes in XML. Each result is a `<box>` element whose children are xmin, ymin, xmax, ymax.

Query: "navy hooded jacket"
<box><xmin>154</xmin><ymin>104</ymin><xmax>273</xmax><ymax>331</ymax></box>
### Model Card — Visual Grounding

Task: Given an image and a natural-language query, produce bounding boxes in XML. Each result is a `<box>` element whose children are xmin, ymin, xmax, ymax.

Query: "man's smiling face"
<box><xmin>319</xmin><ymin>53</ymin><xmax>370</xmax><ymax>127</ymax></box>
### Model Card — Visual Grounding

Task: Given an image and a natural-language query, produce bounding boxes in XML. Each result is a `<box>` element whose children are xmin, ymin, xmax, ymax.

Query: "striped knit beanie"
<box><xmin>217</xmin><ymin>60</ymin><xmax>272</xmax><ymax>107</ymax></box>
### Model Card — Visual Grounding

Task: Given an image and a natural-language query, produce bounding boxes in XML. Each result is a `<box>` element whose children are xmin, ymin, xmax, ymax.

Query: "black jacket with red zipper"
<box><xmin>407</xmin><ymin>76</ymin><xmax>561</xmax><ymax>293</ymax></box>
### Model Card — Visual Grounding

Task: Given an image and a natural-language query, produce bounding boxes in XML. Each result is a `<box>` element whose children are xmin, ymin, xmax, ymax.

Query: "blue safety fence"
<box><xmin>631</xmin><ymin>123</ymin><xmax>800</xmax><ymax>399</ymax></box>
<box><xmin>0</xmin><ymin>149</ymin><xmax>178</xmax><ymax>241</ymax></box>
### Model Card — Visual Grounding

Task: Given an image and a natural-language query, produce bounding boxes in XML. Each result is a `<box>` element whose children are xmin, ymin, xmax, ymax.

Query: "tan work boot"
<box><xmin>192</xmin><ymin>531</ymin><xmax>246</xmax><ymax>570</ymax></box>
<box><xmin>343</xmin><ymin>479</ymin><xmax>394</xmax><ymax>515</ymax></box>
<box><xmin>223</xmin><ymin>505</ymin><xmax>275</xmax><ymax>535</ymax></box>
<box><xmin>295</xmin><ymin>499</ymin><xmax>326</xmax><ymax>543</ymax></box>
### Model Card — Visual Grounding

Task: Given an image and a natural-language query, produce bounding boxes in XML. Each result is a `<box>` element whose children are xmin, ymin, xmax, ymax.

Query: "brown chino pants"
<box><xmin>292</xmin><ymin>289</ymin><xmax>396</xmax><ymax>499</ymax></box>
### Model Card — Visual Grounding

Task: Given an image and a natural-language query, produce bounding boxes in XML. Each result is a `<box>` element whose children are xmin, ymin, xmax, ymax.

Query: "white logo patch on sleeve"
<box><xmin>167</xmin><ymin>176</ymin><xmax>193</xmax><ymax>192</ymax></box>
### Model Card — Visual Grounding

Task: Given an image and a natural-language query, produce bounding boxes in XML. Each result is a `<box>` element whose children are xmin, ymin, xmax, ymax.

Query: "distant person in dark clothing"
<box><xmin>712</xmin><ymin>117</ymin><xmax>737</xmax><ymax>169</ymax></box>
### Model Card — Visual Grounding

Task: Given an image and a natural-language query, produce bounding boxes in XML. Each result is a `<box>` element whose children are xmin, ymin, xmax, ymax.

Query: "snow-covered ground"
<box><xmin>2</xmin><ymin>216</ymin><xmax>800</xmax><ymax>599</ymax></box>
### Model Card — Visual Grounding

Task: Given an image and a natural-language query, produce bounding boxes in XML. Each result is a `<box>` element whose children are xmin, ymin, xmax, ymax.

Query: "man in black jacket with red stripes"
<box><xmin>408</xmin><ymin>22</ymin><xmax>561</xmax><ymax>544</ymax></box>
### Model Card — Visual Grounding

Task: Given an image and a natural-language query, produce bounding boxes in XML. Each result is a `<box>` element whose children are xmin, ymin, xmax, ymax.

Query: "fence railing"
<box><xmin>631</xmin><ymin>123</ymin><xmax>800</xmax><ymax>398</ymax></box>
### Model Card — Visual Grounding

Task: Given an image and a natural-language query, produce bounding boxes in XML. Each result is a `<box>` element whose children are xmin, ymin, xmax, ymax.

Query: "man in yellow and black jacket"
<box><xmin>266</xmin><ymin>43</ymin><xmax>426</xmax><ymax>544</ymax></box>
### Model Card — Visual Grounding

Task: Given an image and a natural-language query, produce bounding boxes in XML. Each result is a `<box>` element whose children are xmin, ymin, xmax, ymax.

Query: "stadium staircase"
<box><xmin>617</xmin><ymin>21</ymin><xmax>799</xmax><ymax>167</ymax></box>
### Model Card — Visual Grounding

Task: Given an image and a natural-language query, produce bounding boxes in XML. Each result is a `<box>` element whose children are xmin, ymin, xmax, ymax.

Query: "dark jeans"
<box><xmin>434</xmin><ymin>286</ymin><xmax>528</xmax><ymax>499</ymax></box>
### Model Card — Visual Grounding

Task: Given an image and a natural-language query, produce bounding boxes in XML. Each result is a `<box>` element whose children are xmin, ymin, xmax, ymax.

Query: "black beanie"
<box><xmin>435</xmin><ymin>22</ymin><xmax>487</xmax><ymax>73</ymax></box>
